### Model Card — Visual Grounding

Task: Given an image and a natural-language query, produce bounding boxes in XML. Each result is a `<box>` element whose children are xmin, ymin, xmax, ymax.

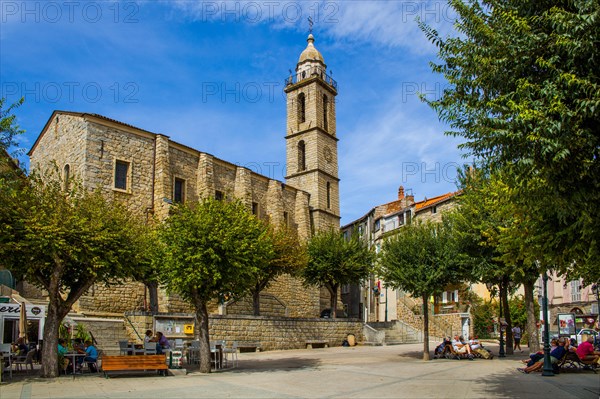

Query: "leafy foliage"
<box><xmin>303</xmin><ymin>229</ymin><xmax>374</xmax><ymax>318</ymax></box>
<box><xmin>249</xmin><ymin>225</ymin><xmax>307</xmax><ymax>315</ymax></box>
<box><xmin>421</xmin><ymin>1</ymin><xmax>600</xmax><ymax>283</ymax></box>
<box><xmin>159</xmin><ymin>198</ymin><xmax>272</xmax><ymax>372</ymax></box>
<box><xmin>0</xmin><ymin>97</ymin><xmax>25</xmax><ymax>155</ymax></box>
<box><xmin>379</xmin><ymin>220</ymin><xmax>463</xmax><ymax>360</ymax></box>
<box><xmin>0</xmin><ymin>168</ymin><xmax>145</xmax><ymax>377</ymax></box>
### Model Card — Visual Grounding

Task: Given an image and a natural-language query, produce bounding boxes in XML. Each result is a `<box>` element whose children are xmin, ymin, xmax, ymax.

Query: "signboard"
<box><xmin>154</xmin><ymin>315</ymin><xmax>194</xmax><ymax>338</ymax></box>
<box><xmin>557</xmin><ymin>313</ymin><xmax>576</xmax><ymax>336</ymax></box>
<box><xmin>0</xmin><ymin>303</ymin><xmax>45</xmax><ymax>318</ymax></box>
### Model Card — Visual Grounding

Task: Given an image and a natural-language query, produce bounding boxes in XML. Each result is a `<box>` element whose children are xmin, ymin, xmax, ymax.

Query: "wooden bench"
<box><xmin>558</xmin><ymin>352</ymin><xmax>598</xmax><ymax>374</ymax></box>
<box><xmin>237</xmin><ymin>342</ymin><xmax>261</xmax><ymax>353</ymax></box>
<box><xmin>101</xmin><ymin>355</ymin><xmax>168</xmax><ymax>378</ymax></box>
<box><xmin>305</xmin><ymin>340</ymin><xmax>329</xmax><ymax>349</ymax></box>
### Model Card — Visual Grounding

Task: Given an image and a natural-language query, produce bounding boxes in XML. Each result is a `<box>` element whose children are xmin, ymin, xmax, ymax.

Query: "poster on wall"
<box><xmin>557</xmin><ymin>313</ymin><xmax>576</xmax><ymax>336</ymax></box>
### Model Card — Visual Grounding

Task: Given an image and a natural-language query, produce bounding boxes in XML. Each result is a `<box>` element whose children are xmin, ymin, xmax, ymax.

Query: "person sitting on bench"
<box><xmin>518</xmin><ymin>338</ymin><xmax>566</xmax><ymax>373</ymax></box>
<box><xmin>452</xmin><ymin>335</ymin><xmax>473</xmax><ymax>356</ymax></box>
<box><xmin>576</xmin><ymin>336</ymin><xmax>600</xmax><ymax>364</ymax></box>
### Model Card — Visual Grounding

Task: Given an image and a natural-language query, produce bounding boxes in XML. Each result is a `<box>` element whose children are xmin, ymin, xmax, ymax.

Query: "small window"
<box><xmin>323</xmin><ymin>94</ymin><xmax>328</xmax><ymax>130</ymax></box>
<box><xmin>570</xmin><ymin>280</ymin><xmax>581</xmax><ymax>302</ymax></box>
<box><xmin>63</xmin><ymin>164</ymin><xmax>70</xmax><ymax>191</ymax></box>
<box><xmin>326</xmin><ymin>182</ymin><xmax>331</xmax><ymax>209</ymax></box>
<box><xmin>298</xmin><ymin>140</ymin><xmax>306</xmax><ymax>172</ymax></box>
<box><xmin>432</xmin><ymin>206</ymin><xmax>437</xmax><ymax>214</ymax></box>
<box><xmin>374</xmin><ymin>219</ymin><xmax>380</xmax><ymax>232</ymax></box>
<box><xmin>215</xmin><ymin>190</ymin><xmax>224</xmax><ymax>201</ymax></box>
<box><xmin>114</xmin><ymin>160</ymin><xmax>129</xmax><ymax>190</ymax></box>
<box><xmin>298</xmin><ymin>93</ymin><xmax>306</xmax><ymax>123</ymax></box>
<box><xmin>283</xmin><ymin>211</ymin><xmax>289</xmax><ymax>227</ymax></box>
<box><xmin>174</xmin><ymin>178</ymin><xmax>185</xmax><ymax>203</ymax></box>
<box><xmin>252</xmin><ymin>202</ymin><xmax>259</xmax><ymax>216</ymax></box>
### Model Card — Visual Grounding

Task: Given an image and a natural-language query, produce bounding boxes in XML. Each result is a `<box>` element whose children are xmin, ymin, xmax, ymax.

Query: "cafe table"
<box><xmin>65</xmin><ymin>352</ymin><xmax>86</xmax><ymax>379</ymax></box>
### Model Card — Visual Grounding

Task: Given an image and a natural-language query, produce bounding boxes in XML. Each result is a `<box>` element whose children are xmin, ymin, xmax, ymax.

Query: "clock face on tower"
<box><xmin>324</xmin><ymin>146</ymin><xmax>333</xmax><ymax>163</ymax></box>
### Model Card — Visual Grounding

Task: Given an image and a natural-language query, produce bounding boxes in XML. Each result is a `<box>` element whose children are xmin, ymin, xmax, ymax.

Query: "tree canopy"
<box><xmin>0</xmin><ymin>170</ymin><xmax>145</xmax><ymax>377</ymax></box>
<box><xmin>421</xmin><ymin>1</ymin><xmax>600</xmax><ymax>282</ymax></box>
<box><xmin>303</xmin><ymin>229</ymin><xmax>375</xmax><ymax>318</ymax></box>
<box><xmin>379</xmin><ymin>220</ymin><xmax>463</xmax><ymax>360</ymax></box>
<box><xmin>249</xmin><ymin>225</ymin><xmax>307</xmax><ymax>316</ymax></box>
<box><xmin>0</xmin><ymin>97</ymin><xmax>25</xmax><ymax>155</ymax></box>
<box><xmin>159</xmin><ymin>198</ymin><xmax>272</xmax><ymax>372</ymax></box>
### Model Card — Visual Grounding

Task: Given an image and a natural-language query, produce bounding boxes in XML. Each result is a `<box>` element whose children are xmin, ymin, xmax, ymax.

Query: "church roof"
<box><xmin>298</xmin><ymin>34</ymin><xmax>325</xmax><ymax>64</ymax></box>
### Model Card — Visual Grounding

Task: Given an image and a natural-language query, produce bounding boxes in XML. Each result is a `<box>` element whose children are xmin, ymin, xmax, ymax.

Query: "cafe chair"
<box><xmin>144</xmin><ymin>342</ymin><xmax>157</xmax><ymax>355</ymax></box>
<box><xmin>189</xmin><ymin>340</ymin><xmax>200</xmax><ymax>365</ymax></box>
<box><xmin>223</xmin><ymin>341</ymin><xmax>239</xmax><ymax>368</ymax></box>
<box><xmin>210</xmin><ymin>341</ymin><xmax>222</xmax><ymax>370</ymax></box>
<box><xmin>1</xmin><ymin>344</ymin><xmax>13</xmax><ymax>380</ymax></box>
<box><xmin>118</xmin><ymin>340</ymin><xmax>130</xmax><ymax>356</ymax></box>
<box><xmin>13</xmin><ymin>349</ymin><xmax>36</xmax><ymax>373</ymax></box>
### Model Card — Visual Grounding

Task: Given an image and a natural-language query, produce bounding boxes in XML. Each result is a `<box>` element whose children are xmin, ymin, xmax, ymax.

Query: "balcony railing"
<box><xmin>284</xmin><ymin>67</ymin><xmax>338</xmax><ymax>90</ymax></box>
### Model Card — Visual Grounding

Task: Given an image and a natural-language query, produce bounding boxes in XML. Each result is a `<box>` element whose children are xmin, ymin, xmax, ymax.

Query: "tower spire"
<box><xmin>308</xmin><ymin>16</ymin><xmax>313</xmax><ymax>34</ymax></box>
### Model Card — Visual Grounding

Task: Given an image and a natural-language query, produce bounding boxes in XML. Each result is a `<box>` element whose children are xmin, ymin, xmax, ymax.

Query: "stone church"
<box><xmin>28</xmin><ymin>34</ymin><xmax>341</xmax><ymax>318</ymax></box>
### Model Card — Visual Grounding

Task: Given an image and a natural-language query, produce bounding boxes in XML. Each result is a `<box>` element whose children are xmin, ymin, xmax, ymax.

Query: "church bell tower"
<box><xmin>284</xmin><ymin>33</ymin><xmax>340</xmax><ymax>231</ymax></box>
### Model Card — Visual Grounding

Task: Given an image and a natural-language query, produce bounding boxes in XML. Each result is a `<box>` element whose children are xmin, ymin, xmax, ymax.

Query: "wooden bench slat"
<box><xmin>101</xmin><ymin>355</ymin><xmax>169</xmax><ymax>375</ymax></box>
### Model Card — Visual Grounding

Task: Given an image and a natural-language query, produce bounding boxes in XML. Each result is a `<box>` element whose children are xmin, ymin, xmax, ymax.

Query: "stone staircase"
<box><xmin>72</xmin><ymin>316</ymin><xmax>133</xmax><ymax>356</ymax></box>
<box><xmin>367</xmin><ymin>320</ymin><xmax>422</xmax><ymax>345</ymax></box>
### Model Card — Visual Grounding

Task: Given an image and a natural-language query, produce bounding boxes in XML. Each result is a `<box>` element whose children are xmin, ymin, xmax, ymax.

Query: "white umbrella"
<box><xmin>19</xmin><ymin>302</ymin><xmax>28</xmax><ymax>343</ymax></box>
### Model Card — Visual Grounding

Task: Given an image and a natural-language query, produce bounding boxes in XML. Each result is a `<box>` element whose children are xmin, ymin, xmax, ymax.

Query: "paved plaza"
<box><xmin>1</xmin><ymin>342</ymin><xmax>598</xmax><ymax>399</ymax></box>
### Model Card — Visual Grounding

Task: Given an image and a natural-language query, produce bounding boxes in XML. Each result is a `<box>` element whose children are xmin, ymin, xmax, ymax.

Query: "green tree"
<box><xmin>0</xmin><ymin>171</ymin><xmax>145</xmax><ymax>377</ymax></box>
<box><xmin>421</xmin><ymin>1</ymin><xmax>600</xmax><ymax>283</ymax></box>
<box><xmin>159</xmin><ymin>198</ymin><xmax>271</xmax><ymax>373</ymax></box>
<box><xmin>451</xmin><ymin>168</ymin><xmax>542</xmax><ymax>352</ymax></box>
<box><xmin>249</xmin><ymin>225</ymin><xmax>307</xmax><ymax>316</ymax></box>
<box><xmin>0</xmin><ymin>97</ymin><xmax>25</xmax><ymax>155</ymax></box>
<box><xmin>379</xmin><ymin>220</ymin><xmax>462</xmax><ymax>360</ymax></box>
<box><xmin>303</xmin><ymin>229</ymin><xmax>374</xmax><ymax>319</ymax></box>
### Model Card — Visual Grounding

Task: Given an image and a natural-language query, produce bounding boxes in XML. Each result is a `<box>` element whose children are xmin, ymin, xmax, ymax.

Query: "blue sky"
<box><xmin>1</xmin><ymin>1</ymin><xmax>466</xmax><ymax>225</ymax></box>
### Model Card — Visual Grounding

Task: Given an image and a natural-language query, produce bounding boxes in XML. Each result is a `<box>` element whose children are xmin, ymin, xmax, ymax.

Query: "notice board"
<box><xmin>153</xmin><ymin>315</ymin><xmax>195</xmax><ymax>338</ymax></box>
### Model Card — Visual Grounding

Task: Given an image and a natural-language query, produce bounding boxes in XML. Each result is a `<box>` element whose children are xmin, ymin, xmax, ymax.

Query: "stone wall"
<box><xmin>123</xmin><ymin>313</ymin><xmax>363</xmax><ymax>351</ymax></box>
<box><xmin>29</xmin><ymin>112</ymin><xmax>322</xmax><ymax>318</ymax></box>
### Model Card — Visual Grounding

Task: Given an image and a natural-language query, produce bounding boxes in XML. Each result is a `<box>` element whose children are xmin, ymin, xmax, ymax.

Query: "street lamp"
<box><xmin>498</xmin><ymin>287</ymin><xmax>505</xmax><ymax>358</ymax></box>
<box><xmin>541</xmin><ymin>272</ymin><xmax>554</xmax><ymax>377</ymax></box>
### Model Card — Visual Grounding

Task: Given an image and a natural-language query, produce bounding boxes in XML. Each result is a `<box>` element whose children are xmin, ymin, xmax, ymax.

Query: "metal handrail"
<box><xmin>284</xmin><ymin>67</ymin><xmax>338</xmax><ymax>90</ymax></box>
<box><xmin>123</xmin><ymin>314</ymin><xmax>143</xmax><ymax>342</ymax></box>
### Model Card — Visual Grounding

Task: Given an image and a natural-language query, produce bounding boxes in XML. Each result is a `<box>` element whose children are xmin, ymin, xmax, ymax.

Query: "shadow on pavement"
<box><xmin>231</xmin><ymin>356</ymin><xmax>321</xmax><ymax>373</ymax></box>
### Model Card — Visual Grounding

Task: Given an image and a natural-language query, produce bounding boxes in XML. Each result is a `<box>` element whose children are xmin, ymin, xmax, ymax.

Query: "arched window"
<box><xmin>298</xmin><ymin>92</ymin><xmax>306</xmax><ymax>123</ymax></box>
<box><xmin>63</xmin><ymin>164</ymin><xmax>70</xmax><ymax>191</ymax></box>
<box><xmin>323</xmin><ymin>95</ymin><xmax>328</xmax><ymax>130</ymax></box>
<box><xmin>326</xmin><ymin>181</ymin><xmax>331</xmax><ymax>209</ymax></box>
<box><xmin>298</xmin><ymin>140</ymin><xmax>306</xmax><ymax>172</ymax></box>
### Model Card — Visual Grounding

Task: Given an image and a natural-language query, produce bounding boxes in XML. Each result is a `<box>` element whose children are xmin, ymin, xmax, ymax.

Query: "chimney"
<box><xmin>398</xmin><ymin>186</ymin><xmax>405</xmax><ymax>200</ymax></box>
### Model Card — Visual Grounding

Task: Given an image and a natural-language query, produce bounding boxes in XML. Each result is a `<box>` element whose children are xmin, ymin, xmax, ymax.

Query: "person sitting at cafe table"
<box><xmin>75</xmin><ymin>340</ymin><xmax>98</xmax><ymax>371</ymax></box>
<box><xmin>57</xmin><ymin>338</ymin><xmax>70</xmax><ymax>371</ymax></box>
<box><xmin>144</xmin><ymin>330</ymin><xmax>153</xmax><ymax>344</ymax></box>
<box><xmin>155</xmin><ymin>332</ymin><xmax>170</xmax><ymax>354</ymax></box>
<box><xmin>13</xmin><ymin>337</ymin><xmax>29</xmax><ymax>356</ymax></box>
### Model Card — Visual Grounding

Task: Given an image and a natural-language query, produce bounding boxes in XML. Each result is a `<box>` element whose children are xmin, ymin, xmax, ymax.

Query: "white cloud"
<box><xmin>164</xmin><ymin>1</ymin><xmax>456</xmax><ymax>54</ymax></box>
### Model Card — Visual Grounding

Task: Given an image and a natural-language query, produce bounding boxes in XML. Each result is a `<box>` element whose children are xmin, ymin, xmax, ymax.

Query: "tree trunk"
<box><xmin>41</xmin><ymin>296</ymin><xmax>69</xmax><ymax>377</ymax></box>
<box><xmin>195</xmin><ymin>300</ymin><xmax>212</xmax><ymax>373</ymax></box>
<box><xmin>252</xmin><ymin>287</ymin><xmax>260</xmax><ymax>316</ymax></box>
<box><xmin>329</xmin><ymin>284</ymin><xmax>338</xmax><ymax>319</ymax></box>
<box><xmin>523</xmin><ymin>280</ymin><xmax>540</xmax><ymax>352</ymax></box>
<box><xmin>422</xmin><ymin>294</ymin><xmax>430</xmax><ymax>361</ymax></box>
<box><xmin>501</xmin><ymin>280</ymin><xmax>514</xmax><ymax>355</ymax></box>
<box><xmin>147</xmin><ymin>281</ymin><xmax>159</xmax><ymax>313</ymax></box>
